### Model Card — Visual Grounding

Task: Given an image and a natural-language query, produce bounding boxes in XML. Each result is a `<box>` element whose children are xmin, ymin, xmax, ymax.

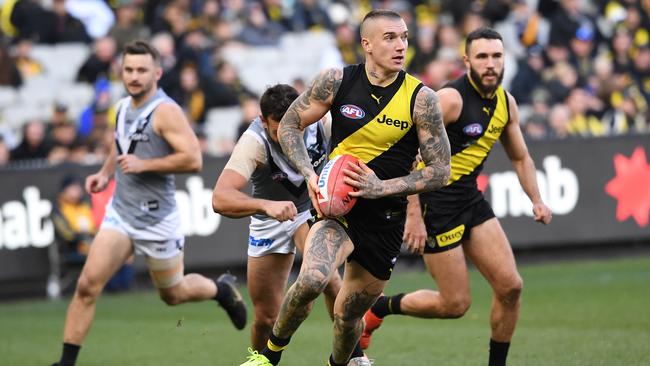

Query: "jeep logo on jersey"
<box><xmin>463</xmin><ymin>123</ymin><xmax>483</xmax><ymax>136</ymax></box>
<box><xmin>376</xmin><ymin>114</ymin><xmax>409</xmax><ymax>130</ymax></box>
<box><xmin>340</xmin><ymin>104</ymin><xmax>365</xmax><ymax>119</ymax></box>
<box><xmin>488</xmin><ymin>125</ymin><xmax>505</xmax><ymax>134</ymax></box>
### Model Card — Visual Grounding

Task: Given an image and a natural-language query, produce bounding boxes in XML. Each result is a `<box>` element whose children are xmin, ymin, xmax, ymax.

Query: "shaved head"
<box><xmin>360</xmin><ymin>9</ymin><xmax>402</xmax><ymax>38</ymax></box>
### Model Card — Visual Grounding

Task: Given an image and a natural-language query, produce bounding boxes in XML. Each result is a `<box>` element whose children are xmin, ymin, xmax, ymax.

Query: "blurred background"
<box><xmin>0</xmin><ymin>0</ymin><xmax>648</xmax><ymax>300</ymax></box>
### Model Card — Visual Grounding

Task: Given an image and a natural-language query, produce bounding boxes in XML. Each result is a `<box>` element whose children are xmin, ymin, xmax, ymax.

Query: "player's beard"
<box><xmin>469</xmin><ymin>66</ymin><xmax>504</xmax><ymax>96</ymax></box>
<box><xmin>127</xmin><ymin>79</ymin><xmax>155</xmax><ymax>100</ymax></box>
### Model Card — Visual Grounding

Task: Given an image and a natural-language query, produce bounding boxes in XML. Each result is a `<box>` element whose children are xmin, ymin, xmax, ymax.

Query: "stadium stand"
<box><xmin>0</xmin><ymin>0</ymin><xmax>645</xmax><ymax>165</ymax></box>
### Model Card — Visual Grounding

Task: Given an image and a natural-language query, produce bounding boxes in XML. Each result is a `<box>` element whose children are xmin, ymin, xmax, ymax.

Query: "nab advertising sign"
<box><xmin>482</xmin><ymin>135</ymin><xmax>650</xmax><ymax>247</ymax></box>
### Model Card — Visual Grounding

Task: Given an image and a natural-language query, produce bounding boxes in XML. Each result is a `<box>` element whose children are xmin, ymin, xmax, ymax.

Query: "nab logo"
<box><xmin>340</xmin><ymin>104</ymin><xmax>365</xmax><ymax>120</ymax></box>
<box><xmin>463</xmin><ymin>123</ymin><xmax>483</xmax><ymax>137</ymax></box>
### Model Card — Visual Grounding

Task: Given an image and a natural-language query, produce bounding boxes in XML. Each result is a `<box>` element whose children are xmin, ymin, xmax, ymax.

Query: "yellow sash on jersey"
<box><xmin>330</xmin><ymin>73</ymin><xmax>421</xmax><ymax>163</ymax></box>
<box><xmin>447</xmin><ymin>86</ymin><xmax>509</xmax><ymax>185</ymax></box>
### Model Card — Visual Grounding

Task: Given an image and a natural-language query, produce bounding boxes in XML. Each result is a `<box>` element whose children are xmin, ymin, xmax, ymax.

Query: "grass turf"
<box><xmin>1</xmin><ymin>256</ymin><xmax>649</xmax><ymax>365</ymax></box>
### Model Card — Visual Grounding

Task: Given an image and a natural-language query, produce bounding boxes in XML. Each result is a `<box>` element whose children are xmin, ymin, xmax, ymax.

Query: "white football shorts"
<box><xmin>247</xmin><ymin>209</ymin><xmax>313</xmax><ymax>257</ymax></box>
<box><xmin>101</xmin><ymin>200</ymin><xmax>184</xmax><ymax>260</ymax></box>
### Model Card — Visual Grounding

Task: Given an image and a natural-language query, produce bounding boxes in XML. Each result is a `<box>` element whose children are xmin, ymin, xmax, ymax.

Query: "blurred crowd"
<box><xmin>0</xmin><ymin>0</ymin><xmax>648</xmax><ymax>169</ymax></box>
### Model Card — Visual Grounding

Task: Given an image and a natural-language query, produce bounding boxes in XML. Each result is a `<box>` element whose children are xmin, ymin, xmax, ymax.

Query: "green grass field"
<box><xmin>1</xmin><ymin>256</ymin><xmax>649</xmax><ymax>366</ymax></box>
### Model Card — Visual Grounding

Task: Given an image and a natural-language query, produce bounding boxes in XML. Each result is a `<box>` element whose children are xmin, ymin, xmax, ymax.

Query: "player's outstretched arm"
<box><xmin>117</xmin><ymin>103</ymin><xmax>202</xmax><ymax>174</ymax></box>
<box><xmin>501</xmin><ymin>93</ymin><xmax>552</xmax><ymax>225</ymax></box>
<box><xmin>278</xmin><ymin>68</ymin><xmax>343</xmax><ymax>180</ymax></box>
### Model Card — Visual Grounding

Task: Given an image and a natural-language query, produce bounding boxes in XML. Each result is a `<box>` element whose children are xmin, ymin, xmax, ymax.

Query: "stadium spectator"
<box><xmin>235</xmin><ymin>94</ymin><xmax>261</xmax><ymax>139</ymax></box>
<box><xmin>569</xmin><ymin>25</ymin><xmax>597</xmax><ymax>81</ymax></box>
<box><xmin>565</xmin><ymin>87</ymin><xmax>607</xmax><ymax>137</ymax></box>
<box><xmin>52</xmin><ymin>174</ymin><xmax>95</xmax><ymax>263</ymax></box>
<box><xmin>523</xmin><ymin>113</ymin><xmax>551</xmax><ymax>140</ymax></box>
<box><xmin>46</xmin><ymin>118</ymin><xmax>79</xmax><ymax>164</ymax></box>
<box><xmin>548</xmin><ymin>0</ymin><xmax>598</xmax><ymax>49</ymax></box>
<box><xmin>10</xmin><ymin>119</ymin><xmax>50</xmax><ymax>161</ymax></box>
<box><xmin>510</xmin><ymin>45</ymin><xmax>546</xmax><ymax>105</ymax></box>
<box><xmin>238</xmin><ymin>1</ymin><xmax>284</xmax><ymax>46</ymax></box>
<box><xmin>149</xmin><ymin>1</ymin><xmax>190</xmax><ymax>40</ymax></box>
<box><xmin>631</xmin><ymin>42</ymin><xmax>650</xmax><ymax>101</ymax></box>
<box><xmin>149</xmin><ymin>32</ymin><xmax>179</xmax><ymax>91</ymax></box>
<box><xmin>176</xmin><ymin>28</ymin><xmax>214</xmax><ymax>78</ymax></box>
<box><xmin>214</xmin><ymin>59</ymin><xmax>254</xmax><ymax>104</ymax></box>
<box><xmin>77</xmin><ymin>78</ymin><xmax>115</xmax><ymax>140</ymax></box>
<box><xmin>0</xmin><ymin>40</ymin><xmax>23</xmax><ymax>87</ymax></box>
<box><xmin>289</xmin><ymin>0</ymin><xmax>333</xmax><ymax>32</ymax></box>
<box><xmin>0</xmin><ymin>0</ymin><xmax>50</xmax><ymax>41</ymax></box>
<box><xmin>65</xmin><ymin>0</ymin><xmax>115</xmax><ymax>40</ymax></box>
<box><xmin>194</xmin><ymin>0</ymin><xmax>222</xmax><ymax>34</ymax></box>
<box><xmin>407</xmin><ymin>20</ymin><xmax>436</xmax><ymax>75</ymax></box>
<box><xmin>108</xmin><ymin>0</ymin><xmax>150</xmax><ymax>51</ymax></box>
<box><xmin>41</xmin><ymin>0</ymin><xmax>92</xmax><ymax>44</ymax></box>
<box><xmin>168</xmin><ymin>62</ymin><xmax>212</xmax><ymax>125</ymax></box>
<box><xmin>333</xmin><ymin>22</ymin><xmax>364</xmax><ymax>66</ymax></box>
<box><xmin>12</xmin><ymin>37</ymin><xmax>43</xmax><ymax>80</ymax></box>
<box><xmin>76</xmin><ymin>36</ymin><xmax>117</xmax><ymax>83</ymax></box>
<box><xmin>548</xmin><ymin>103</ymin><xmax>572</xmax><ymax>139</ymax></box>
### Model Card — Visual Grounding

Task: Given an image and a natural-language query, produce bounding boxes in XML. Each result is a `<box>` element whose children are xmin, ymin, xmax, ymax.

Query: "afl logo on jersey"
<box><xmin>340</xmin><ymin>104</ymin><xmax>365</xmax><ymax>120</ymax></box>
<box><xmin>463</xmin><ymin>123</ymin><xmax>483</xmax><ymax>137</ymax></box>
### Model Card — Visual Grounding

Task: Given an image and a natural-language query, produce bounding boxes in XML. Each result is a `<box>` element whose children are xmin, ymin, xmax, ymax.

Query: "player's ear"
<box><xmin>462</xmin><ymin>53</ymin><xmax>470</xmax><ymax>69</ymax></box>
<box><xmin>361</xmin><ymin>37</ymin><xmax>371</xmax><ymax>53</ymax></box>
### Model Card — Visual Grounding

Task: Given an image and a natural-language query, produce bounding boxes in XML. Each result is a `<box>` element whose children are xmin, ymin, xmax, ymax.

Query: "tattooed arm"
<box><xmin>346</xmin><ymin>86</ymin><xmax>451</xmax><ymax>198</ymax></box>
<box><xmin>278</xmin><ymin>68</ymin><xmax>343</xmax><ymax>179</ymax></box>
<box><xmin>278</xmin><ymin>68</ymin><xmax>343</xmax><ymax>214</ymax></box>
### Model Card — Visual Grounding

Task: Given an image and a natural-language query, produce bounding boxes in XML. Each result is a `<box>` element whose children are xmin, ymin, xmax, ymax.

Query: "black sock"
<box><xmin>327</xmin><ymin>355</ymin><xmax>347</xmax><ymax>366</ymax></box>
<box><xmin>58</xmin><ymin>343</ymin><xmax>80</xmax><ymax>366</ymax></box>
<box><xmin>350</xmin><ymin>342</ymin><xmax>364</xmax><ymax>358</ymax></box>
<box><xmin>261</xmin><ymin>332</ymin><xmax>291</xmax><ymax>365</ymax></box>
<box><xmin>371</xmin><ymin>293</ymin><xmax>404</xmax><ymax>318</ymax></box>
<box><xmin>489</xmin><ymin>339</ymin><xmax>510</xmax><ymax>366</ymax></box>
<box><xmin>214</xmin><ymin>280</ymin><xmax>232</xmax><ymax>303</ymax></box>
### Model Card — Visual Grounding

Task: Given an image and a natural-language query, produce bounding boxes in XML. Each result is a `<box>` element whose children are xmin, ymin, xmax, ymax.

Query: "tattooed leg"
<box><xmin>331</xmin><ymin>260</ymin><xmax>387</xmax><ymax>364</ymax></box>
<box><xmin>273</xmin><ymin>220</ymin><xmax>353</xmax><ymax>338</ymax></box>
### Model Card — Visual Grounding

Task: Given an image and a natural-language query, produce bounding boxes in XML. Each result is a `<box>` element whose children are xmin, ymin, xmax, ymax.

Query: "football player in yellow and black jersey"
<box><xmin>238</xmin><ymin>9</ymin><xmax>451</xmax><ymax>366</ymax></box>
<box><xmin>362</xmin><ymin>28</ymin><xmax>553</xmax><ymax>366</ymax></box>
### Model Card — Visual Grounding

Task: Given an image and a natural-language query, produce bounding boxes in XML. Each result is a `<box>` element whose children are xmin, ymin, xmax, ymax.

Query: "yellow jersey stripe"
<box><xmin>447</xmin><ymin>87</ymin><xmax>508</xmax><ymax>185</ymax></box>
<box><xmin>330</xmin><ymin>73</ymin><xmax>421</xmax><ymax>162</ymax></box>
<box><xmin>0</xmin><ymin>0</ymin><xmax>18</xmax><ymax>37</ymax></box>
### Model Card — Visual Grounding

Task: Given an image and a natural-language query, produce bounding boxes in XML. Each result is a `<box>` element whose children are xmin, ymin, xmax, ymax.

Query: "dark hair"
<box><xmin>465</xmin><ymin>27</ymin><xmax>503</xmax><ymax>54</ymax></box>
<box><xmin>362</xmin><ymin>9</ymin><xmax>402</xmax><ymax>24</ymax></box>
<box><xmin>123</xmin><ymin>40</ymin><xmax>161</xmax><ymax>65</ymax></box>
<box><xmin>260</xmin><ymin>84</ymin><xmax>299</xmax><ymax>122</ymax></box>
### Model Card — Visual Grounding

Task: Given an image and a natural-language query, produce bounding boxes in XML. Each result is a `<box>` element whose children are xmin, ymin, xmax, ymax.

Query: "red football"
<box><xmin>317</xmin><ymin>154</ymin><xmax>359</xmax><ymax>218</ymax></box>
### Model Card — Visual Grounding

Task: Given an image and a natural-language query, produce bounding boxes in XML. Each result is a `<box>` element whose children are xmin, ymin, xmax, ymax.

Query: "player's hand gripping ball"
<box><xmin>317</xmin><ymin>154</ymin><xmax>359</xmax><ymax>218</ymax></box>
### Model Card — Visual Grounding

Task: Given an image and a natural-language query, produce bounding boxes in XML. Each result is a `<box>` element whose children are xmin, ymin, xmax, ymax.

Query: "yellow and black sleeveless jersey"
<box><xmin>421</xmin><ymin>74</ymin><xmax>510</xmax><ymax>209</ymax></box>
<box><xmin>330</xmin><ymin>63</ymin><xmax>423</xmax><ymax>226</ymax></box>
